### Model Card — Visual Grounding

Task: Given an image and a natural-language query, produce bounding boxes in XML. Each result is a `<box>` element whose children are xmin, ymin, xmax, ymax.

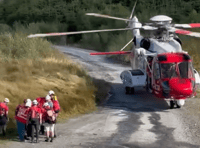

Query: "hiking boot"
<box><xmin>50</xmin><ymin>138</ymin><xmax>53</xmax><ymax>142</ymax></box>
<box><xmin>24</xmin><ymin>135</ymin><xmax>30</xmax><ymax>140</ymax></box>
<box><xmin>19</xmin><ymin>139</ymin><xmax>25</xmax><ymax>142</ymax></box>
<box><xmin>30</xmin><ymin>137</ymin><xmax>34</xmax><ymax>143</ymax></box>
<box><xmin>45</xmin><ymin>138</ymin><xmax>49</xmax><ymax>142</ymax></box>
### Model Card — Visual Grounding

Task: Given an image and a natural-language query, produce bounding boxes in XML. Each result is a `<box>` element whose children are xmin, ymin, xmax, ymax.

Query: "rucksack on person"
<box><xmin>30</xmin><ymin>109</ymin><xmax>40</xmax><ymax>119</ymax></box>
<box><xmin>47</xmin><ymin>110</ymin><xmax>56</xmax><ymax>122</ymax></box>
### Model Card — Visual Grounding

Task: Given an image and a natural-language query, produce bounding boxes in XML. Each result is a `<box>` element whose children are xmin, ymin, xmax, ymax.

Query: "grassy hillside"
<box><xmin>0</xmin><ymin>32</ymin><xmax>111</xmax><ymax>142</ymax></box>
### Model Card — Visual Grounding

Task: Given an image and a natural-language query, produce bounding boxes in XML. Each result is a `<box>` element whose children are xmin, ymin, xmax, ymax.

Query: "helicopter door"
<box><xmin>152</xmin><ymin>62</ymin><xmax>161</xmax><ymax>94</ymax></box>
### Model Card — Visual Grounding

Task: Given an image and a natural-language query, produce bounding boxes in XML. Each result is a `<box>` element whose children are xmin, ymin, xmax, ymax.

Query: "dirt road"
<box><xmin>4</xmin><ymin>45</ymin><xmax>200</xmax><ymax>148</ymax></box>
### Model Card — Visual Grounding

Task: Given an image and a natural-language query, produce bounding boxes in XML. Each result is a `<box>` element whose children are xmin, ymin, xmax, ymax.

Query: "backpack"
<box><xmin>46</xmin><ymin>110</ymin><xmax>56</xmax><ymax>122</ymax></box>
<box><xmin>30</xmin><ymin>109</ymin><xmax>40</xmax><ymax>119</ymax></box>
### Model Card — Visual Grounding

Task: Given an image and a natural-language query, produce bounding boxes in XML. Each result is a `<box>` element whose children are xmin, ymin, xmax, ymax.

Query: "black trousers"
<box><xmin>0</xmin><ymin>116</ymin><xmax>7</xmax><ymax>136</ymax></box>
<box><xmin>30</xmin><ymin>119</ymin><xmax>39</xmax><ymax>141</ymax></box>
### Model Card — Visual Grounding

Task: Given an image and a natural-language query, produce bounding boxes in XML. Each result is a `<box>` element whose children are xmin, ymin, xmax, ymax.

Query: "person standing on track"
<box><xmin>48</xmin><ymin>90</ymin><xmax>60</xmax><ymax>112</ymax></box>
<box><xmin>48</xmin><ymin>90</ymin><xmax>60</xmax><ymax>138</ymax></box>
<box><xmin>27</xmin><ymin>100</ymin><xmax>41</xmax><ymax>143</ymax></box>
<box><xmin>0</xmin><ymin>98</ymin><xmax>9</xmax><ymax>136</ymax></box>
<box><xmin>36</xmin><ymin>96</ymin><xmax>46</xmax><ymax>108</ymax></box>
<box><xmin>42</xmin><ymin>102</ymin><xmax>56</xmax><ymax>142</ymax></box>
<box><xmin>36</xmin><ymin>95</ymin><xmax>47</xmax><ymax>135</ymax></box>
<box><xmin>45</xmin><ymin>95</ymin><xmax>53</xmax><ymax>109</ymax></box>
<box><xmin>16</xmin><ymin>98</ymin><xmax>32</xmax><ymax>140</ymax></box>
<box><xmin>15</xmin><ymin>100</ymin><xmax>31</xmax><ymax>142</ymax></box>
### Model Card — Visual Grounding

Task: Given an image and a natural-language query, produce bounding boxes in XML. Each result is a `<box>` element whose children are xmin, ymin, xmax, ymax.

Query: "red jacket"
<box><xmin>40</xmin><ymin>107</ymin><xmax>50</xmax><ymax>123</ymax></box>
<box><xmin>15</xmin><ymin>105</ymin><xmax>30</xmax><ymax>124</ymax></box>
<box><xmin>43</xmin><ymin>108</ymin><xmax>55</xmax><ymax>124</ymax></box>
<box><xmin>28</xmin><ymin>105</ymin><xmax>42</xmax><ymax>124</ymax></box>
<box><xmin>0</xmin><ymin>102</ymin><xmax>9</xmax><ymax>117</ymax></box>
<box><xmin>36</xmin><ymin>97</ymin><xmax>46</xmax><ymax>108</ymax></box>
<box><xmin>52</xmin><ymin>96</ymin><xmax>60</xmax><ymax>112</ymax></box>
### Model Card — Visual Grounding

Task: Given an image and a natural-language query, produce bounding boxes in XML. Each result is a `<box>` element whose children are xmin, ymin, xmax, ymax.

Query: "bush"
<box><xmin>0</xmin><ymin>32</ymin><xmax>54</xmax><ymax>60</ymax></box>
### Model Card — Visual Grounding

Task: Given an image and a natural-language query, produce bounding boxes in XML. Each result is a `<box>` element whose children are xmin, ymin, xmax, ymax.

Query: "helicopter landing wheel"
<box><xmin>125</xmin><ymin>87</ymin><xmax>134</xmax><ymax>94</ymax></box>
<box><xmin>130</xmin><ymin>87</ymin><xmax>135</xmax><ymax>94</ymax></box>
<box><xmin>170</xmin><ymin>100</ymin><xmax>175</xmax><ymax>109</ymax></box>
<box><xmin>125</xmin><ymin>87</ymin><xmax>130</xmax><ymax>94</ymax></box>
<box><xmin>175</xmin><ymin>101</ymin><xmax>181</xmax><ymax>108</ymax></box>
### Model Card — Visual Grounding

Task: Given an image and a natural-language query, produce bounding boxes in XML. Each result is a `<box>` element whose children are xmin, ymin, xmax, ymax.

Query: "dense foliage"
<box><xmin>0</xmin><ymin>0</ymin><xmax>200</xmax><ymax>51</ymax></box>
<box><xmin>1</xmin><ymin>0</ymin><xmax>200</xmax><ymax>25</ymax></box>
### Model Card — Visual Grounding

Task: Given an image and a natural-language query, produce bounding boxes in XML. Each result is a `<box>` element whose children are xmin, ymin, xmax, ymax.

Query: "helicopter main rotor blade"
<box><xmin>90</xmin><ymin>51</ymin><xmax>131</xmax><ymax>55</ymax></box>
<box><xmin>120</xmin><ymin>39</ymin><xmax>133</xmax><ymax>51</ymax></box>
<box><xmin>27</xmin><ymin>28</ymin><xmax>134</xmax><ymax>38</ymax></box>
<box><xmin>175</xmin><ymin>29</ymin><xmax>200</xmax><ymax>38</ymax></box>
<box><xmin>142</xmin><ymin>25</ymin><xmax>157</xmax><ymax>30</ymax></box>
<box><xmin>174</xmin><ymin>23</ymin><xmax>200</xmax><ymax>28</ymax></box>
<box><xmin>129</xmin><ymin>0</ymin><xmax>138</xmax><ymax>19</ymax></box>
<box><xmin>86</xmin><ymin>13</ymin><xmax>133</xmax><ymax>22</ymax></box>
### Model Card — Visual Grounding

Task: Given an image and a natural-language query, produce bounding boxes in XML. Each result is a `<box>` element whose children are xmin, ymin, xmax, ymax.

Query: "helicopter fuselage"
<box><xmin>127</xmin><ymin>35</ymin><xmax>200</xmax><ymax>108</ymax></box>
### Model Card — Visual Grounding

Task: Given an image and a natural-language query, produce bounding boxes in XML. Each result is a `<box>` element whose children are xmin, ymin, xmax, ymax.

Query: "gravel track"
<box><xmin>3</xmin><ymin>45</ymin><xmax>200</xmax><ymax>148</ymax></box>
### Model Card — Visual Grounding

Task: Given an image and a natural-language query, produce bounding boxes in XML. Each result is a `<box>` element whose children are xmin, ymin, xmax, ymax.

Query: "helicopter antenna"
<box><xmin>130</xmin><ymin>0</ymin><xmax>138</xmax><ymax>19</ymax></box>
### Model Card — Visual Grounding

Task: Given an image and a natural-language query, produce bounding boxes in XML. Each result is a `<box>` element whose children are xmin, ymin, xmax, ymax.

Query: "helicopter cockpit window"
<box><xmin>161</xmin><ymin>63</ymin><xmax>177</xmax><ymax>78</ymax></box>
<box><xmin>178</xmin><ymin>62</ymin><xmax>194</xmax><ymax>78</ymax></box>
<box><xmin>153</xmin><ymin>63</ymin><xmax>160</xmax><ymax>79</ymax></box>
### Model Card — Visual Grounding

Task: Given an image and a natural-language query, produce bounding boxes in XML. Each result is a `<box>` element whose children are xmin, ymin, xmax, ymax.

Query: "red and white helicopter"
<box><xmin>28</xmin><ymin>4</ymin><xmax>200</xmax><ymax>109</ymax></box>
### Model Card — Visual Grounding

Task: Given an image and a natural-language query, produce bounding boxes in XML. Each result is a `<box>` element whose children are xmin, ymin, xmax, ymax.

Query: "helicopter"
<box><xmin>28</xmin><ymin>3</ymin><xmax>200</xmax><ymax>109</ymax></box>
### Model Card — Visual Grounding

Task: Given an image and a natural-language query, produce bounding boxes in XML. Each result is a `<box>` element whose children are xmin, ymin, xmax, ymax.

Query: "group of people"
<box><xmin>0</xmin><ymin>90</ymin><xmax>60</xmax><ymax>143</ymax></box>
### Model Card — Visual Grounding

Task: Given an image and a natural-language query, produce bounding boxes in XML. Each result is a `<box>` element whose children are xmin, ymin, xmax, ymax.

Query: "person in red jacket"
<box><xmin>48</xmin><ymin>90</ymin><xmax>60</xmax><ymax>113</ymax></box>
<box><xmin>48</xmin><ymin>90</ymin><xmax>60</xmax><ymax>138</ymax></box>
<box><xmin>0</xmin><ymin>98</ymin><xmax>9</xmax><ymax>136</ymax></box>
<box><xmin>37</xmin><ymin>95</ymin><xmax>53</xmax><ymax>135</ymax></box>
<box><xmin>27</xmin><ymin>100</ymin><xmax>41</xmax><ymax>143</ymax></box>
<box><xmin>45</xmin><ymin>95</ymin><xmax>53</xmax><ymax>109</ymax></box>
<box><xmin>36</xmin><ymin>96</ymin><xmax>46</xmax><ymax>109</ymax></box>
<box><xmin>42</xmin><ymin>102</ymin><xmax>56</xmax><ymax>142</ymax></box>
<box><xmin>15</xmin><ymin>100</ymin><xmax>31</xmax><ymax>142</ymax></box>
<box><xmin>15</xmin><ymin>98</ymin><xmax>32</xmax><ymax>140</ymax></box>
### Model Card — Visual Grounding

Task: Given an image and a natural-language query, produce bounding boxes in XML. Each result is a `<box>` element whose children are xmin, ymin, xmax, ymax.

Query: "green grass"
<box><xmin>0</xmin><ymin>32</ymin><xmax>111</xmax><ymax>142</ymax></box>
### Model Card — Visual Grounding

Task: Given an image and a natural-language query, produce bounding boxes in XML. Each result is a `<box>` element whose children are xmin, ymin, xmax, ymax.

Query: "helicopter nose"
<box><xmin>169</xmin><ymin>78</ymin><xmax>193</xmax><ymax>96</ymax></box>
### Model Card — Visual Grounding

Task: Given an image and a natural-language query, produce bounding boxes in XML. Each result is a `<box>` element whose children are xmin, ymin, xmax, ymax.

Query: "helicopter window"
<box><xmin>160</xmin><ymin>63</ymin><xmax>177</xmax><ymax>78</ymax></box>
<box><xmin>178</xmin><ymin>62</ymin><xmax>194</xmax><ymax>78</ymax></box>
<box><xmin>153</xmin><ymin>63</ymin><xmax>160</xmax><ymax>79</ymax></box>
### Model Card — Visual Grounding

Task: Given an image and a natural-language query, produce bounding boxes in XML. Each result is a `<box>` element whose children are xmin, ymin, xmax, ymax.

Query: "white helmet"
<box><xmin>25</xmin><ymin>101</ymin><xmax>31</xmax><ymax>107</ymax></box>
<box><xmin>27</xmin><ymin>98</ymin><xmax>31</xmax><ymax>102</ymax></box>
<box><xmin>32</xmin><ymin>100</ymin><xmax>38</xmax><ymax>105</ymax></box>
<box><xmin>48</xmin><ymin>90</ymin><xmax>55</xmax><ymax>95</ymax></box>
<box><xmin>43</xmin><ymin>102</ymin><xmax>49</xmax><ymax>107</ymax></box>
<box><xmin>4</xmin><ymin>98</ymin><xmax>9</xmax><ymax>103</ymax></box>
<box><xmin>45</xmin><ymin>95</ymin><xmax>51</xmax><ymax>101</ymax></box>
